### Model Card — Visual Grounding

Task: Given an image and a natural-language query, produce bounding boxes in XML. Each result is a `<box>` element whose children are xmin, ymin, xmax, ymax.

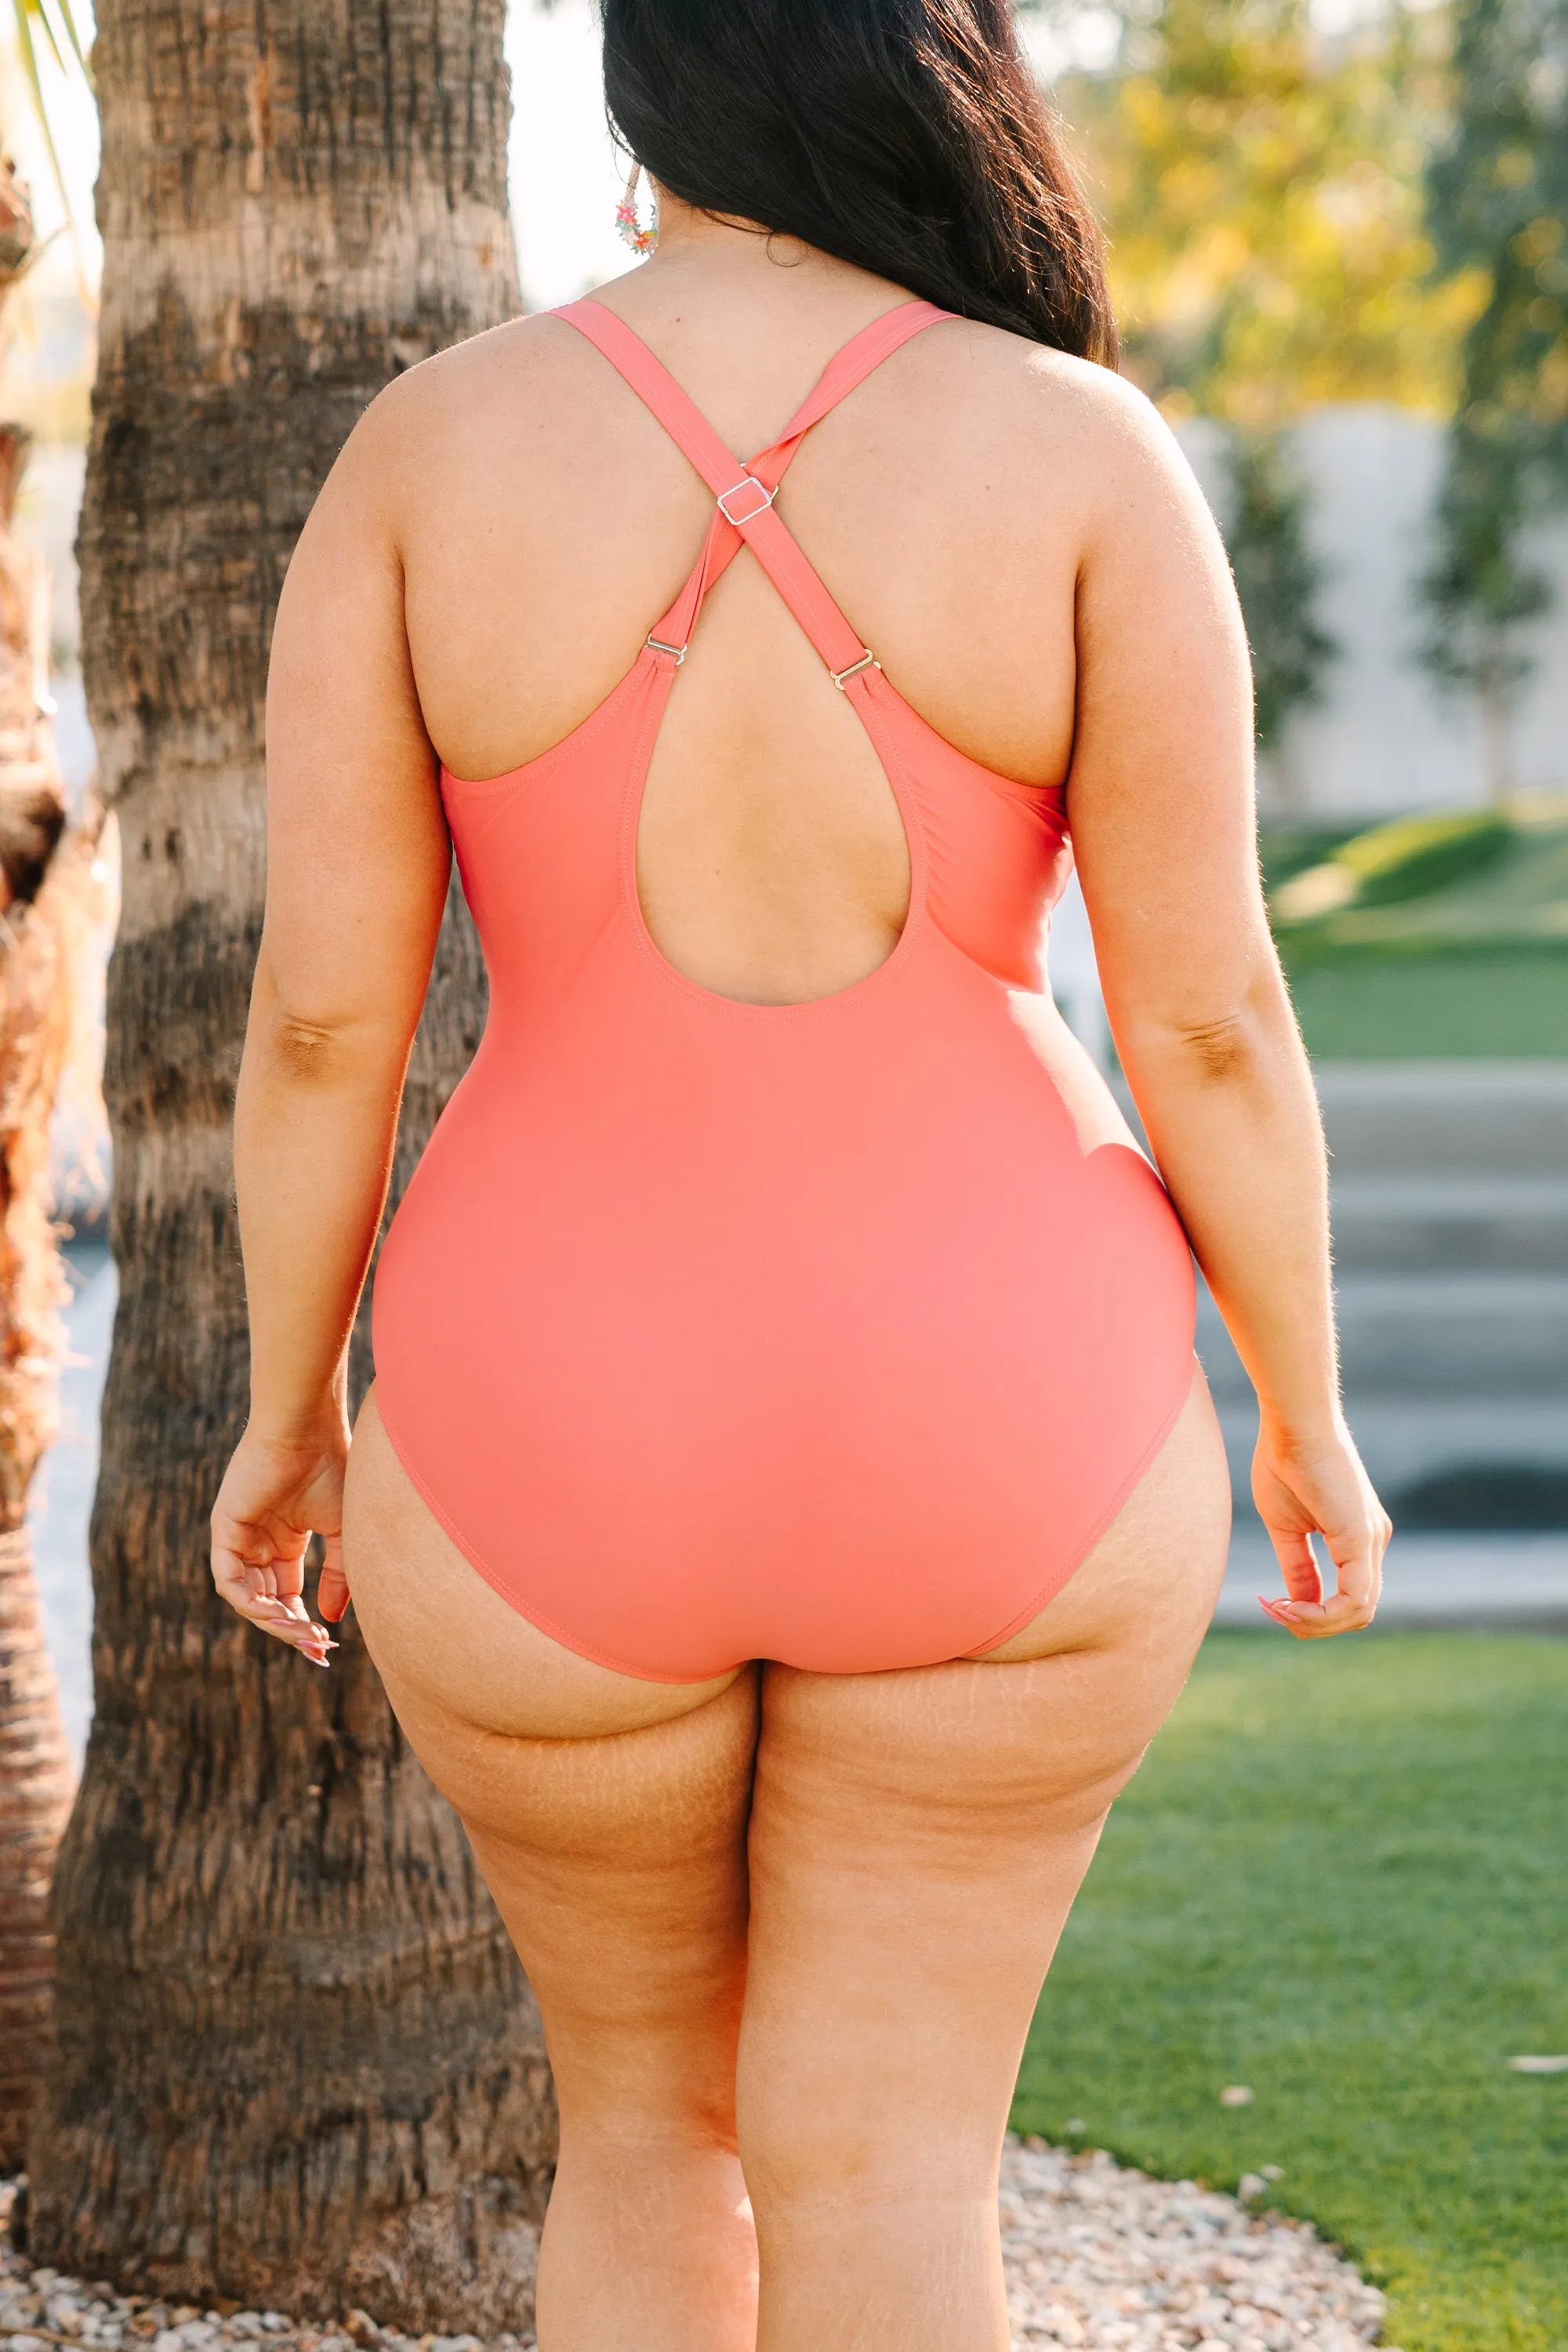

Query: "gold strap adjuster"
<box><xmin>830</xmin><ymin>649</ymin><xmax>880</xmax><ymax>691</ymax></box>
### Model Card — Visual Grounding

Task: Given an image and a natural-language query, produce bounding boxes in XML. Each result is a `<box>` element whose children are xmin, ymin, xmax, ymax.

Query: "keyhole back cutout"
<box><xmin>554</xmin><ymin>295</ymin><xmax>955</xmax><ymax>1011</ymax></box>
<box><xmin>635</xmin><ymin>550</ymin><xmax>913</xmax><ymax>1008</ymax></box>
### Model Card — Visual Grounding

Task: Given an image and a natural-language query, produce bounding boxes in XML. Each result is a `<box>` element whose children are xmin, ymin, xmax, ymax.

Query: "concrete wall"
<box><xmin>1178</xmin><ymin>405</ymin><xmax>1568</xmax><ymax>822</ymax></box>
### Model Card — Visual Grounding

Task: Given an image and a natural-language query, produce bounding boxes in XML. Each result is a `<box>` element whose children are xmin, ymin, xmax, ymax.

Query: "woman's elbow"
<box><xmin>249</xmin><ymin>996</ymin><xmax>411</xmax><ymax>1091</ymax></box>
<box><xmin>1120</xmin><ymin>968</ymin><xmax>1303</xmax><ymax>1091</ymax></box>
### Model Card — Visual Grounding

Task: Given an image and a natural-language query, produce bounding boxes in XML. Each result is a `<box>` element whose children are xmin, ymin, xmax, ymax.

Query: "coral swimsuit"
<box><xmin>371</xmin><ymin>296</ymin><xmax>1196</xmax><ymax>1681</ymax></box>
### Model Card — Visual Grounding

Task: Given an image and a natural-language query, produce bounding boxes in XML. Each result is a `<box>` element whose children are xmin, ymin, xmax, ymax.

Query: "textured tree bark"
<box><xmin>0</xmin><ymin>147</ymin><xmax>80</xmax><ymax>2174</ymax></box>
<box><xmin>0</xmin><ymin>1526</ymin><xmax>74</xmax><ymax>2177</ymax></box>
<box><xmin>27</xmin><ymin>5</ymin><xmax>555</xmax><ymax>2328</ymax></box>
<box><xmin>0</xmin><ymin>801</ymin><xmax>86</xmax><ymax>2180</ymax></box>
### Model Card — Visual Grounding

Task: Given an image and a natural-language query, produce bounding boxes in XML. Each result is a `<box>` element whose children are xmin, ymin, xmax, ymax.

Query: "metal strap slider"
<box><xmin>717</xmin><ymin>475</ymin><xmax>777</xmax><ymax>527</ymax></box>
<box><xmin>830</xmin><ymin>649</ymin><xmax>880</xmax><ymax>691</ymax></box>
<box><xmin>646</xmin><ymin>635</ymin><xmax>688</xmax><ymax>666</ymax></box>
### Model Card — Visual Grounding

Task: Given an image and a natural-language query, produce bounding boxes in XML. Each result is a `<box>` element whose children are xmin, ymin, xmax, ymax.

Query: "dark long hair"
<box><xmin>601</xmin><ymin>0</ymin><xmax>1117</xmax><ymax>365</ymax></box>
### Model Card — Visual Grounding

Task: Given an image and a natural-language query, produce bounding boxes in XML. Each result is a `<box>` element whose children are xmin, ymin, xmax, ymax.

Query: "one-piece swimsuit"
<box><xmin>371</xmin><ymin>296</ymin><xmax>1196</xmax><ymax>1679</ymax></box>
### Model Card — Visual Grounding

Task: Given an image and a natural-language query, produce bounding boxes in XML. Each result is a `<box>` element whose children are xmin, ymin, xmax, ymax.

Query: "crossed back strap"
<box><xmin>556</xmin><ymin>296</ymin><xmax>952</xmax><ymax>688</ymax></box>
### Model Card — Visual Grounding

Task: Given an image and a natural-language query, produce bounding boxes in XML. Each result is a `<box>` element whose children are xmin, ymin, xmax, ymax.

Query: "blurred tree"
<box><xmin>26</xmin><ymin>2</ymin><xmax>555</xmax><ymax>2330</ymax></box>
<box><xmin>1421</xmin><ymin>0</ymin><xmax>1568</xmax><ymax>794</ymax></box>
<box><xmin>1036</xmin><ymin>0</ymin><xmax>1483</xmax><ymax>748</ymax></box>
<box><xmin>1222</xmin><ymin>426</ymin><xmax>1338</xmax><ymax>761</ymax></box>
<box><xmin>1054</xmin><ymin>0</ymin><xmax>1483</xmax><ymax>426</ymax></box>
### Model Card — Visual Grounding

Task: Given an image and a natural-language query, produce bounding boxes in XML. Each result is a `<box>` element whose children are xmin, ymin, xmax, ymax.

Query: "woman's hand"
<box><xmin>210</xmin><ymin>1422</ymin><xmax>352</xmax><ymax>1667</ymax></box>
<box><xmin>1252</xmin><ymin>1414</ymin><xmax>1390</xmax><ymax>1639</ymax></box>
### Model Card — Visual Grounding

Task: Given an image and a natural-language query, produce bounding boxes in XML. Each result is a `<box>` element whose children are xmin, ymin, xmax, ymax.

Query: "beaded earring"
<box><xmin>615</xmin><ymin>160</ymin><xmax>659</xmax><ymax>256</ymax></box>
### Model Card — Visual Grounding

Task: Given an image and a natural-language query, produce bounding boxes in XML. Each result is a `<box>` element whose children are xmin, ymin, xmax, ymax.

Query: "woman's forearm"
<box><xmin>1116</xmin><ymin>965</ymin><xmax>1340</xmax><ymax>1444</ymax></box>
<box><xmin>234</xmin><ymin>960</ymin><xmax>410</xmax><ymax>1444</ymax></box>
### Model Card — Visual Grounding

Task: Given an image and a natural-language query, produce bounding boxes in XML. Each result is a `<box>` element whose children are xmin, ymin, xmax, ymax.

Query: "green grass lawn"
<box><xmin>1013</xmin><ymin>1634</ymin><xmax>1568</xmax><ymax>2352</ymax></box>
<box><xmin>1285</xmin><ymin>950</ymin><xmax>1568</xmax><ymax>1058</ymax></box>
<box><xmin>1260</xmin><ymin>814</ymin><xmax>1568</xmax><ymax>1058</ymax></box>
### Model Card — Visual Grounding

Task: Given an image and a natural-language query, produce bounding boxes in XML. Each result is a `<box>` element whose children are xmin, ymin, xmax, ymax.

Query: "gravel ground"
<box><xmin>1000</xmin><ymin>2138</ymin><xmax>1395</xmax><ymax>2349</ymax></box>
<box><xmin>2</xmin><ymin>2148</ymin><xmax>1396</xmax><ymax>2351</ymax></box>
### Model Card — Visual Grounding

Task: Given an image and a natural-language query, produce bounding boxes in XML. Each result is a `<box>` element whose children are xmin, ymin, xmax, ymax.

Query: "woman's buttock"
<box><xmin>342</xmin><ymin>1365</ymin><xmax>1230</xmax><ymax>1749</ymax></box>
<box><xmin>343</xmin><ymin>1386</ymin><xmax>739</xmax><ymax>1744</ymax></box>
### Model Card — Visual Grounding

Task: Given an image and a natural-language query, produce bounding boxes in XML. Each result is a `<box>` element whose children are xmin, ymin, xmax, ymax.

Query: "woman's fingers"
<box><xmin>212</xmin><ymin>1533</ymin><xmax>337</xmax><ymax>1665</ymax></box>
<box><xmin>1252</xmin><ymin>1428</ymin><xmax>1391</xmax><ymax>1641</ymax></box>
<box><xmin>249</xmin><ymin>1595</ymin><xmax>336</xmax><ymax>1666</ymax></box>
<box><xmin>1267</xmin><ymin>1525</ymin><xmax>1324</xmax><ymax>1604</ymax></box>
<box><xmin>1261</xmin><ymin>1514</ymin><xmax>1388</xmax><ymax>1640</ymax></box>
<box><xmin>318</xmin><ymin>1531</ymin><xmax>351</xmax><ymax>1624</ymax></box>
<box><xmin>209</xmin><ymin>1429</ymin><xmax>350</xmax><ymax>1668</ymax></box>
<box><xmin>1264</xmin><ymin>1588</ymin><xmax>1373</xmax><ymax>1639</ymax></box>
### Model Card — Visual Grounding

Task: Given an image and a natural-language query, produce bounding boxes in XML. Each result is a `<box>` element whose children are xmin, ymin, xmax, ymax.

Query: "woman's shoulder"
<box><xmin>874</xmin><ymin>310</ymin><xmax>1207</xmax><ymax>567</ymax></box>
<box><xmin>925</xmin><ymin>314</ymin><xmax>1196</xmax><ymax>489</ymax></box>
<box><xmin>352</xmin><ymin>311</ymin><xmax>597</xmax><ymax>451</ymax></box>
<box><xmin>313</xmin><ymin>308</ymin><xmax>637</xmax><ymax>546</ymax></box>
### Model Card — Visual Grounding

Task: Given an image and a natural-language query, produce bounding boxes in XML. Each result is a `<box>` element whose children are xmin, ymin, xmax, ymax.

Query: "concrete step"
<box><xmin>1198</xmin><ymin>1272</ymin><xmax>1568</xmax><ymax>1398</ymax></box>
<box><xmin>1316</xmin><ymin>1061</ymin><xmax>1568</xmax><ymax>1177</ymax></box>
<box><xmin>1216</xmin><ymin>1396</ymin><xmax>1568</xmax><ymax>1514</ymax></box>
<box><xmin>1329</xmin><ymin>1174</ymin><xmax>1568</xmax><ymax>1271</ymax></box>
<box><xmin>1216</xmin><ymin>1534</ymin><xmax>1568</xmax><ymax>1630</ymax></box>
<box><xmin>1125</xmin><ymin>1060</ymin><xmax>1568</xmax><ymax>1527</ymax></box>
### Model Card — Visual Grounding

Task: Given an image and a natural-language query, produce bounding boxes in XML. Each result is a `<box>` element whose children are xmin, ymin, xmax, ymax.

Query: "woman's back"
<box><xmin>374</xmin><ymin>262</ymin><xmax>1110</xmax><ymax>1006</ymax></box>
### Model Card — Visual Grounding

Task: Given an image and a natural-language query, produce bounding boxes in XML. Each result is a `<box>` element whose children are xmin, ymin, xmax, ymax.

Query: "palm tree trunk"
<box><xmin>26</xmin><ymin>4</ymin><xmax>554</xmax><ymax>2328</ymax></box>
<box><xmin>0</xmin><ymin>779</ymin><xmax>82</xmax><ymax>2178</ymax></box>
<box><xmin>0</xmin><ymin>1526</ymin><xmax>74</xmax><ymax>2176</ymax></box>
<box><xmin>0</xmin><ymin>140</ymin><xmax>79</xmax><ymax>2172</ymax></box>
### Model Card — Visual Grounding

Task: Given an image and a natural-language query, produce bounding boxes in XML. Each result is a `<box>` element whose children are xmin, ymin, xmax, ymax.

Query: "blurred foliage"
<box><xmin>1034</xmin><ymin>0</ymin><xmax>1486</xmax><ymax>744</ymax></box>
<box><xmin>1220</xmin><ymin>426</ymin><xmax>1338</xmax><ymax>745</ymax></box>
<box><xmin>1255</xmin><ymin>822</ymin><xmax>1361</xmax><ymax>889</ymax></box>
<box><xmin>1029</xmin><ymin>0</ymin><xmax>1568</xmax><ymax>736</ymax></box>
<box><xmin>1283</xmin><ymin>804</ymin><xmax>1512</xmax><ymax>909</ymax></box>
<box><xmin>1420</xmin><ymin>0</ymin><xmax>1568</xmax><ymax>696</ymax></box>
<box><xmin>1261</xmin><ymin>800</ymin><xmax>1568</xmax><ymax>1047</ymax></box>
<box><xmin>1051</xmin><ymin>0</ymin><xmax>1486</xmax><ymax>428</ymax></box>
<box><xmin>1267</xmin><ymin>797</ymin><xmax>1568</xmax><ymax>953</ymax></box>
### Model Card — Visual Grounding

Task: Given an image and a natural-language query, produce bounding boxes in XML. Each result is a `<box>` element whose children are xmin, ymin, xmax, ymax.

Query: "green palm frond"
<box><xmin>9</xmin><ymin>0</ymin><xmax>94</xmax><ymax>296</ymax></box>
<box><xmin>9</xmin><ymin>0</ymin><xmax>93</xmax><ymax>234</ymax></box>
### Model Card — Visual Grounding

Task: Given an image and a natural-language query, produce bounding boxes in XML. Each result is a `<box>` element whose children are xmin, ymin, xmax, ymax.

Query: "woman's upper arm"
<box><xmin>1062</xmin><ymin>381</ymin><xmax>1273</xmax><ymax>1051</ymax></box>
<box><xmin>260</xmin><ymin>389</ymin><xmax>452</xmax><ymax>1052</ymax></box>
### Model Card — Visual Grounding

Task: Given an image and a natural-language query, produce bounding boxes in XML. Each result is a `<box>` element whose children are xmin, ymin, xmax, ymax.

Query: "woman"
<box><xmin>211</xmin><ymin>2</ymin><xmax>1389</xmax><ymax>2343</ymax></box>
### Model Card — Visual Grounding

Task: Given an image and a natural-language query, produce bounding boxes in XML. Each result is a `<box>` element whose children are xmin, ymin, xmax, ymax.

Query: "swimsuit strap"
<box><xmin>750</xmin><ymin>299</ymin><xmax>956</xmax><ymax>481</ymax></box>
<box><xmin>555</xmin><ymin>296</ymin><xmax>953</xmax><ymax>685</ymax></box>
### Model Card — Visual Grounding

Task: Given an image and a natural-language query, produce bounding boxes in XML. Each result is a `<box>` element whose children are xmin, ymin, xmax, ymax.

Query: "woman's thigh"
<box><xmin>342</xmin><ymin>1385</ymin><xmax>757</xmax><ymax>2130</ymax></box>
<box><xmin>738</xmin><ymin>1364</ymin><xmax>1230</xmax><ymax>2196</ymax></box>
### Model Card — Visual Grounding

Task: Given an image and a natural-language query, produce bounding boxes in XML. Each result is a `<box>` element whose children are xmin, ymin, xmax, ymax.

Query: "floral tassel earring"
<box><xmin>615</xmin><ymin>160</ymin><xmax>659</xmax><ymax>256</ymax></box>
